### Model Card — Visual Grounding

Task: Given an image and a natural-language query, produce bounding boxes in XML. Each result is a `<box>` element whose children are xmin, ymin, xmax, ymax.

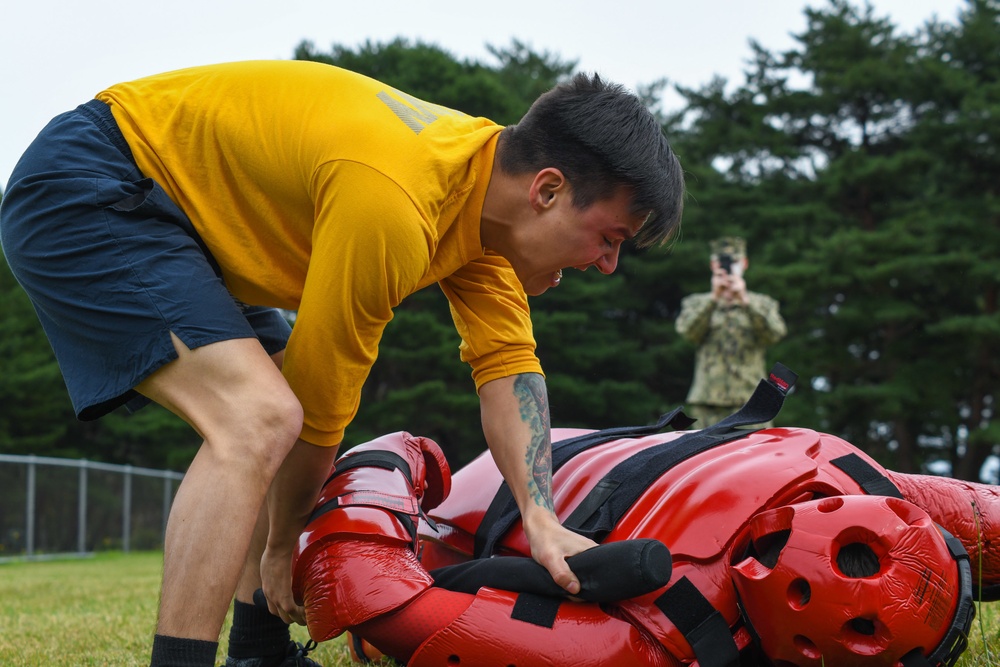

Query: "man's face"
<box><xmin>513</xmin><ymin>184</ymin><xmax>648</xmax><ymax>297</ymax></box>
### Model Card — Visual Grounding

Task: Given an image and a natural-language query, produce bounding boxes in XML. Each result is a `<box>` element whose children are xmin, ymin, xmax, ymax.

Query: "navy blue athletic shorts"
<box><xmin>0</xmin><ymin>99</ymin><xmax>292</xmax><ymax>420</ymax></box>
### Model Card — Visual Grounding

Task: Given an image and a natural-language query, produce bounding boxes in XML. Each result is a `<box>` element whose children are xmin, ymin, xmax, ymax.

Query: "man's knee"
<box><xmin>248</xmin><ymin>387</ymin><xmax>304</xmax><ymax>462</ymax></box>
<box><xmin>221</xmin><ymin>383</ymin><xmax>304</xmax><ymax>473</ymax></box>
<box><xmin>138</xmin><ymin>336</ymin><xmax>305</xmax><ymax>470</ymax></box>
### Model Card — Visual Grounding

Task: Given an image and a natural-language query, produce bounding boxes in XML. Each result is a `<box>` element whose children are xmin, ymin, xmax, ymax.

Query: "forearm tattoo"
<box><xmin>513</xmin><ymin>373</ymin><xmax>554</xmax><ymax>511</ymax></box>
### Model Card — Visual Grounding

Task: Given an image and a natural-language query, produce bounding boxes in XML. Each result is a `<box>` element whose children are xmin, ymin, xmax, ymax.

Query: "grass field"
<box><xmin>0</xmin><ymin>551</ymin><xmax>996</xmax><ymax>666</ymax></box>
<box><xmin>0</xmin><ymin>552</ymin><xmax>357</xmax><ymax>666</ymax></box>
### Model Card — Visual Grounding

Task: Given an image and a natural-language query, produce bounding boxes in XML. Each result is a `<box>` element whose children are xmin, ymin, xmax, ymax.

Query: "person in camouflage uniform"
<box><xmin>675</xmin><ymin>237</ymin><xmax>786</xmax><ymax>427</ymax></box>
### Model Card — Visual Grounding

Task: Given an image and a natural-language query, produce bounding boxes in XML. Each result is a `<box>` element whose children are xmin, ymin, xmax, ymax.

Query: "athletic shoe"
<box><xmin>225</xmin><ymin>640</ymin><xmax>322</xmax><ymax>667</ymax></box>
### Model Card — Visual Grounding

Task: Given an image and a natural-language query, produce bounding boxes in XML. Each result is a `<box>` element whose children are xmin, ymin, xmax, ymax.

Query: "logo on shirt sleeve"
<box><xmin>377</xmin><ymin>89</ymin><xmax>466</xmax><ymax>134</ymax></box>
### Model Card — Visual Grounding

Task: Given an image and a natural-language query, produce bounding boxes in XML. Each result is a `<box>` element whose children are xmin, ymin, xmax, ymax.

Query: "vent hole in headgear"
<box><xmin>837</xmin><ymin>542</ymin><xmax>881</xmax><ymax>578</ymax></box>
<box><xmin>792</xmin><ymin>635</ymin><xmax>821</xmax><ymax>659</ymax></box>
<box><xmin>840</xmin><ymin>615</ymin><xmax>891</xmax><ymax>655</ymax></box>
<box><xmin>787</xmin><ymin>578</ymin><xmax>811</xmax><ymax>609</ymax></box>
<box><xmin>850</xmin><ymin>617</ymin><xmax>877</xmax><ymax>636</ymax></box>
<box><xmin>751</xmin><ymin>529</ymin><xmax>790</xmax><ymax>569</ymax></box>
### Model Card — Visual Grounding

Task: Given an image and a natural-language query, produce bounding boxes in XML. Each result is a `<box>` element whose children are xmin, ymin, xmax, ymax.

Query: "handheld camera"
<box><xmin>718</xmin><ymin>252</ymin><xmax>734</xmax><ymax>274</ymax></box>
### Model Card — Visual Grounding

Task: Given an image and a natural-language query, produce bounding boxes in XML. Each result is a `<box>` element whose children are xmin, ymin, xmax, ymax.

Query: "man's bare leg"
<box><xmin>233</xmin><ymin>348</ymin><xmax>286</xmax><ymax>608</ymax></box>
<box><xmin>224</xmin><ymin>505</ymin><xmax>298</xmax><ymax>665</ymax></box>
<box><xmin>224</xmin><ymin>346</ymin><xmax>334</xmax><ymax>666</ymax></box>
<box><xmin>234</xmin><ymin>506</ymin><xmax>270</xmax><ymax>604</ymax></box>
<box><xmin>138</xmin><ymin>334</ymin><xmax>303</xmax><ymax>643</ymax></box>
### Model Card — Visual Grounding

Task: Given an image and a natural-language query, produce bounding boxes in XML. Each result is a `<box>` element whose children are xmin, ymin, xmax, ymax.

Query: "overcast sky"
<box><xmin>0</xmin><ymin>0</ymin><xmax>966</xmax><ymax>191</ymax></box>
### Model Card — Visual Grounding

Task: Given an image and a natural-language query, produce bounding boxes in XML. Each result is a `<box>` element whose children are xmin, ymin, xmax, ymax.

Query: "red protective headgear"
<box><xmin>731</xmin><ymin>495</ymin><xmax>973</xmax><ymax>667</ymax></box>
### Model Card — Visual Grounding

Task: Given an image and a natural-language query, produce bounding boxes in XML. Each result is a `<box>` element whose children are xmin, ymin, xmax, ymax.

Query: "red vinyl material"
<box><xmin>293</xmin><ymin>427</ymin><xmax>993</xmax><ymax>665</ymax></box>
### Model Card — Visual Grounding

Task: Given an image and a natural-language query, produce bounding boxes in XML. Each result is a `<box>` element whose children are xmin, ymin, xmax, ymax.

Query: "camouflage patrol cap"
<box><xmin>710</xmin><ymin>236</ymin><xmax>746</xmax><ymax>259</ymax></box>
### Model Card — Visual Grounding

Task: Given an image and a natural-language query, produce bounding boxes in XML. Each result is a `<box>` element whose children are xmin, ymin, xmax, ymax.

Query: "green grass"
<box><xmin>0</xmin><ymin>552</ymin><xmax>355</xmax><ymax>666</ymax></box>
<box><xmin>0</xmin><ymin>551</ymin><xmax>996</xmax><ymax>666</ymax></box>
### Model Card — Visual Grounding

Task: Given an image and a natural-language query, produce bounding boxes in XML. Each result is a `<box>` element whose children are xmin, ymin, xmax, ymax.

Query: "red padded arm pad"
<box><xmin>889</xmin><ymin>470</ymin><xmax>1000</xmax><ymax>589</ymax></box>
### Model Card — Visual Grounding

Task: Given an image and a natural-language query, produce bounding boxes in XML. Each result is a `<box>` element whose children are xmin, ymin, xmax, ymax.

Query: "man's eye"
<box><xmin>603</xmin><ymin>237</ymin><xmax>613</xmax><ymax>247</ymax></box>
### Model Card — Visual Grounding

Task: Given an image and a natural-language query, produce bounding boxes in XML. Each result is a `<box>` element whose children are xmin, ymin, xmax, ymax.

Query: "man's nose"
<box><xmin>595</xmin><ymin>247</ymin><xmax>620</xmax><ymax>274</ymax></box>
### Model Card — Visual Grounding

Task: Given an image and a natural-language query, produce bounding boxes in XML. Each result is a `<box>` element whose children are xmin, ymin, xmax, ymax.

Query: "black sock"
<box><xmin>150</xmin><ymin>634</ymin><xmax>218</xmax><ymax>667</ymax></box>
<box><xmin>227</xmin><ymin>599</ymin><xmax>291</xmax><ymax>659</ymax></box>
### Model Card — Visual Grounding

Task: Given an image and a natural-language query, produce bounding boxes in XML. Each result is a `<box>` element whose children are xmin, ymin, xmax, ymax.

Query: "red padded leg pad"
<box><xmin>291</xmin><ymin>432</ymin><xmax>452</xmax><ymax>641</ymax></box>
<box><xmin>352</xmin><ymin>587</ymin><xmax>472</xmax><ymax>662</ymax></box>
<box><xmin>340</xmin><ymin>432</ymin><xmax>452</xmax><ymax>511</ymax></box>
<box><xmin>297</xmin><ymin>540</ymin><xmax>433</xmax><ymax>642</ymax></box>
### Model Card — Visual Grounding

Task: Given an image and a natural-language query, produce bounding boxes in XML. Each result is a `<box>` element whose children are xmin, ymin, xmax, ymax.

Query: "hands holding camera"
<box><xmin>711</xmin><ymin>253</ymin><xmax>749</xmax><ymax>306</ymax></box>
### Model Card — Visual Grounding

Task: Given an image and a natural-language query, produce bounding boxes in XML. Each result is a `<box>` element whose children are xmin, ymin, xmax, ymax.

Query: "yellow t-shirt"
<box><xmin>96</xmin><ymin>60</ymin><xmax>541</xmax><ymax>445</ymax></box>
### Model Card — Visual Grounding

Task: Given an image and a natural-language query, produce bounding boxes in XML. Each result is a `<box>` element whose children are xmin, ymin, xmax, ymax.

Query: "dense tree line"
<box><xmin>665</xmin><ymin>0</ymin><xmax>999</xmax><ymax>479</ymax></box>
<box><xmin>0</xmin><ymin>0</ymin><xmax>996</xmax><ymax>480</ymax></box>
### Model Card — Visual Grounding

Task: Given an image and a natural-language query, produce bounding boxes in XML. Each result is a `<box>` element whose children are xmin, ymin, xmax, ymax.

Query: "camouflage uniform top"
<box><xmin>675</xmin><ymin>291</ymin><xmax>787</xmax><ymax>406</ymax></box>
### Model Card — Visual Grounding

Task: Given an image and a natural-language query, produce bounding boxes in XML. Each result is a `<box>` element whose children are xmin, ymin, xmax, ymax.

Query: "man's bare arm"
<box><xmin>260</xmin><ymin>438</ymin><xmax>339</xmax><ymax>624</ymax></box>
<box><xmin>479</xmin><ymin>373</ymin><xmax>597</xmax><ymax>593</ymax></box>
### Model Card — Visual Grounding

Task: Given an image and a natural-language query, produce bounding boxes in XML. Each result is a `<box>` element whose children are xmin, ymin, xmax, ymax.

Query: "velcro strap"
<box><xmin>474</xmin><ymin>407</ymin><xmax>694</xmax><ymax>559</ymax></box>
<box><xmin>307</xmin><ymin>490</ymin><xmax>420</xmax><ymax>525</ymax></box>
<box><xmin>655</xmin><ymin>577</ymin><xmax>740</xmax><ymax>667</ymax></box>
<box><xmin>328</xmin><ymin>450</ymin><xmax>414</xmax><ymax>486</ymax></box>
<box><xmin>900</xmin><ymin>649</ymin><xmax>933</xmax><ymax>667</ymax></box>
<box><xmin>830</xmin><ymin>454</ymin><xmax>904</xmax><ymax>498</ymax></box>
<box><xmin>337</xmin><ymin>490</ymin><xmax>420</xmax><ymax>514</ymax></box>
<box><xmin>475</xmin><ymin>364</ymin><xmax>796</xmax><ymax>558</ymax></box>
<box><xmin>511</xmin><ymin>593</ymin><xmax>561</xmax><ymax>628</ymax></box>
<box><xmin>563</xmin><ymin>478</ymin><xmax>621</xmax><ymax>529</ymax></box>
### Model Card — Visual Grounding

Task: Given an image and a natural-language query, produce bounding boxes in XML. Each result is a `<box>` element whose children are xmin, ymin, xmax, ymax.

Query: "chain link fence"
<box><xmin>0</xmin><ymin>454</ymin><xmax>183</xmax><ymax>561</ymax></box>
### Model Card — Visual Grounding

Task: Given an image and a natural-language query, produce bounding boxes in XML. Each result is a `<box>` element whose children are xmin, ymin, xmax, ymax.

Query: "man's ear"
<box><xmin>528</xmin><ymin>168</ymin><xmax>567</xmax><ymax>212</ymax></box>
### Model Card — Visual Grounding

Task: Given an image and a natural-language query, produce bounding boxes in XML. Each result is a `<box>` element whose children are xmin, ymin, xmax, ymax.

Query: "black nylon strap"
<box><xmin>306</xmin><ymin>493</ymin><xmax>420</xmax><ymax>543</ymax></box>
<box><xmin>307</xmin><ymin>497</ymin><xmax>340</xmax><ymax>524</ymax></box>
<box><xmin>552</xmin><ymin>406</ymin><xmax>695</xmax><ymax>468</ymax></box>
<box><xmin>655</xmin><ymin>577</ymin><xmax>740</xmax><ymax>667</ymax></box>
<box><xmin>332</xmin><ymin>450</ymin><xmax>414</xmax><ymax>486</ymax></box>
<box><xmin>930</xmin><ymin>531</ymin><xmax>975</xmax><ymax>666</ymax></box>
<box><xmin>900</xmin><ymin>649</ymin><xmax>933</xmax><ymax>667</ymax></box>
<box><xmin>473</xmin><ymin>407</ymin><xmax>694</xmax><ymax>559</ymax></box>
<box><xmin>565</xmin><ymin>427</ymin><xmax>763</xmax><ymax>541</ymax></box>
<box><xmin>476</xmin><ymin>365</ymin><xmax>796</xmax><ymax>556</ymax></box>
<box><xmin>563</xmin><ymin>478</ymin><xmax>621</xmax><ymax>529</ymax></box>
<box><xmin>474</xmin><ymin>482</ymin><xmax>520</xmax><ymax>560</ymax></box>
<box><xmin>351</xmin><ymin>633</ymin><xmax>374</xmax><ymax>664</ymax></box>
<box><xmin>570</xmin><ymin>368</ymin><xmax>797</xmax><ymax>533</ymax></box>
<box><xmin>510</xmin><ymin>593</ymin><xmax>561</xmax><ymax>628</ymax></box>
<box><xmin>830</xmin><ymin>454</ymin><xmax>904</xmax><ymax>498</ymax></box>
<box><xmin>310</xmin><ymin>450</ymin><xmax>420</xmax><ymax>543</ymax></box>
<box><xmin>708</xmin><ymin>361</ymin><xmax>796</xmax><ymax>431</ymax></box>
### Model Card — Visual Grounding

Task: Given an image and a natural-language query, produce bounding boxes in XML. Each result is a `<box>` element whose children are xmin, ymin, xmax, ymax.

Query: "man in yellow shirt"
<box><xmin>1</xmin><ymin>60</ymin><xmax>684</xmax><ymax>667</ymax></box>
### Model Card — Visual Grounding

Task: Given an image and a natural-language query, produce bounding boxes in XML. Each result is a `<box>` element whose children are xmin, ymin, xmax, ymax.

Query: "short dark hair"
<box><xmin>496</xmin><ymin>72</ymin><xmax>684</xmax><ymax>248</ymax></box>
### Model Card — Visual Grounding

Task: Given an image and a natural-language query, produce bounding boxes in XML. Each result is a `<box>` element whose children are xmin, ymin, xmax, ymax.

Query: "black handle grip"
<box><xmin>430</xmin><ymin>538</ymin><xmax>672</xmax><ymax>603</ymax></box>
